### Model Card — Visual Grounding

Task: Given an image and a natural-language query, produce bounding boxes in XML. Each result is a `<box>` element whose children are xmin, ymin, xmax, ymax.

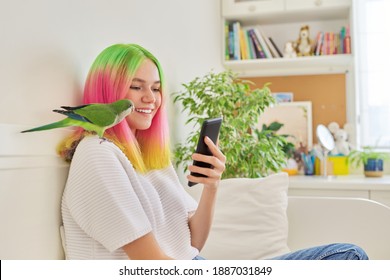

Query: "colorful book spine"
<box><xmin>247</xmin><ymin>28</ymin><xmax>266</xmax><ymax>59</ymax></box>
<box><xmin>314</xmin><ymin>32</ymin><xmax>324</xmax><ymax>56</ymax></box>
<box><xmin>225</xmin><ymin>21</ymin><xmax>230</xmax><ymax>60</ymax></box>
<box><xmin>239</xmin><ymin>27</ymin><xmax>248</xmax><ymax>60</ymax></box>
<box><xmin>228</xmin><ymin>22</ymin><xmax>235</xmax><ymax>60</ymax></box>
<box><xmin>340</xmin><ymin>27</ymin><xmax>345</xmax><ymax>54</ymax></box>
<box><xmin>247</xmin><ymin>30</ymin><xmax>258</xmax><ymax>59</ymax></box>
<box><xmin>253</xmin><ymin>27</ymin><xmax>273</xmax><ymax>58</ymax></box>
<box><xmin>243</xmin><ymin>28</ymin><xmax>255</xmax><ymax>59</ymax></box>
<box><xmin>329</xmin><ymin>32</ymin><xmax>334</xmax><ymax>55</ymax></box>
<box><xmin>232</xmin><ymin>21</ymin><xmax>241</xmax><ymax>60</ymax></box>
<box><xmin>344</xmin><ymin>26</ymin><xmax>351</xmax><ymax>54</ymax></box>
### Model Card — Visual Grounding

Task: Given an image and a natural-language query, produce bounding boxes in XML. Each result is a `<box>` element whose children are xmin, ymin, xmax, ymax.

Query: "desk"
<box><xmin>288</xmin><ymin>175</ymin><xmax>390</xmax><ymax>207</ymax></box>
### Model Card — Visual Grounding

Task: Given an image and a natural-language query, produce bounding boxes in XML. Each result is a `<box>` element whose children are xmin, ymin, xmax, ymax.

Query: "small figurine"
<box><xmin>328</xmin><ymin>122</ymin><xmax>352</xmax><ymax>156</ymax></box>
<box><xmin>296</xmin><ymin>25</ymin><xmax>313</xmax><ymax>56</ymax></box>
<box><xmin>284</xmin><ymin>41</ymin><xmax>297</xmax><ymax>58</ymax></box>
<box><xmin>333</xmin><ymin>129</ymin><xmax>351</xmax><ymax>155</ymax></box>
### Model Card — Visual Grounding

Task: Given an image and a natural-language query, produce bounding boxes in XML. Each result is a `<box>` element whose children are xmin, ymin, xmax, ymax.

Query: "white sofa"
<box><xmin>188</xmin><ymin>174</ymin><xmax>390</xmax><ymax>260</ymax></box>
<box><xmin>1</xmin><ymin>124</ymin><xmax>390</xmax><ymax>259</ymax></box>
<box><xmin>287</xmin><ymin>196</ymin><xmax>390</xmax><ymax>260</ymax></box>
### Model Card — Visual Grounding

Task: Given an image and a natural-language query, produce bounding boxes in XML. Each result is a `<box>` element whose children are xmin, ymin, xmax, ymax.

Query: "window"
<box><xmin>355</xmin><ymin>0</ymin><xmax>390</xmax><ymax>149</ymax></box>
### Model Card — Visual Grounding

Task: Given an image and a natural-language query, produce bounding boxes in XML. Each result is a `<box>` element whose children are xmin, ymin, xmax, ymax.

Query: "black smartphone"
<box><xmin>188</xmin><ymin>117</ymin><xmax>222</xmax><ymax>187</ymax></box>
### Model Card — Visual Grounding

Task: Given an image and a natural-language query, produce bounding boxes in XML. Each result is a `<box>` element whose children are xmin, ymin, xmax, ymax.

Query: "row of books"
<box><xmin>313</xmin><ymin>27</ymin><xmax>352</xmax><ymax>56</ymax></box>
<box><xmin>225</xmin><ymin>21</ymin><xmax>352</xmax><ymax>61</ymax></box>
<box><xmin>225</xmin><ymin>21</ymin><xmax>283</xmax><ymax>61</ymax></box>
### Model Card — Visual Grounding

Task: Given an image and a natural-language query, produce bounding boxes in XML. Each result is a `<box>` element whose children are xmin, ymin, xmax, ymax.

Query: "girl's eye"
<box><xmin>130</xmin><ymin>86</ymin><xmax>141</xmax><ymax>90</ymax></box>
<box><xmin>153</xmin><ymin>88</ymin><xmax>161</xmax><ymax>93</ymax></box>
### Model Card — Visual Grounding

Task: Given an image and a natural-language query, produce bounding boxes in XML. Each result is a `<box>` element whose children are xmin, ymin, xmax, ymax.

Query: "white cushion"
<box><xmin>196</xmin><ymin>172</ymin><xmax>290</xmax><ymax>260</ymax></box>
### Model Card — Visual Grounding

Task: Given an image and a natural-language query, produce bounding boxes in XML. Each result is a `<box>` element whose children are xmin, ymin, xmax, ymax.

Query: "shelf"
<box><xmin>223</xmin><ymin>54</ymin><xmax>353</xmax><ymax>77</ymax></box>
<box><xmin>288</xmin><ymin>175</ymin><xmax>390</xmax><ymax>191</ymax></box>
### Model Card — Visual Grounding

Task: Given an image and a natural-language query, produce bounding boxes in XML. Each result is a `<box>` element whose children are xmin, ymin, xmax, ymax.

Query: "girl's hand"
<box><xmin>187</xmin><ymin>136</ymin><xmax>226</xmax><ymax>189</ymax></box>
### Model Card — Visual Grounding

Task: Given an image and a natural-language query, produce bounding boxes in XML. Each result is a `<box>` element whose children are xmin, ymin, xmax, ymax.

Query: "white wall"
<box><xmin>0</xmin><ymin>0</ymin><xmax>223</xmax><ymax>144</ymax></box>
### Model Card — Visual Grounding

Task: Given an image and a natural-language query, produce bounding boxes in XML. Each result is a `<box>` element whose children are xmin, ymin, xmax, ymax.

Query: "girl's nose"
<box><xmin>142</xmin><ymin>88</ymin><xmax>156</xmax><ymax>103</ymax></box>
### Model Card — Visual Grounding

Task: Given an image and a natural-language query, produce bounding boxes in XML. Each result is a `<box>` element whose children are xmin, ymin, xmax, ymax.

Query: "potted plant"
<box><xmin>172</xmin><ymin>70</ymin><xmax>288</xmax><ymax>179</ymax></box>
<box><xmin>348</xmin><ymin>146</ymin><xmax>389</xmax><ymax>177</ymax></box>
<box><xmin>261</xmin><ymin>121</ymin><xmax>300</xmax><ymax>175</ymax></box>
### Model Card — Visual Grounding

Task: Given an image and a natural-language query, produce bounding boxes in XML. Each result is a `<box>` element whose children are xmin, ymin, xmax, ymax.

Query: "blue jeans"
<box><xmin>193</xmin><ymin>255</ymin><xmax>206</xmax><ymax>260</ymax></box>
<box><xmin>193</xmin><ymin>243</ymin><xmax>369</xmax><ymax>260</ymax></box>
<box><xmin>271</xmin><ymin>243</ymin><xmax>369</xmax><ymax>260</ymax></box>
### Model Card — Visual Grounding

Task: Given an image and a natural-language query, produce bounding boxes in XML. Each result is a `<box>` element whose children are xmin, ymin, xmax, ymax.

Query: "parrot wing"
<box><xmin>53</xmin><ymin>109</ymin><xmax>92</xmax><ymax>123</ymax></box>
<box><xmin>72</xmin><ymin>104</ymin><xmax>117</xmax><ymax>127</ymax></box>
<box><xmin>60</xmin><ymin>104</ymin><xmax>88</xmax><ymax>111</ymax></box>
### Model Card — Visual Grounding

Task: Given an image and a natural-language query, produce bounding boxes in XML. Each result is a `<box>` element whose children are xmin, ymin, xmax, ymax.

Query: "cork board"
<box><xmin>245</xmin><ymin>74</ymin><xmax>346</xmax><ymax>144</ymax></box>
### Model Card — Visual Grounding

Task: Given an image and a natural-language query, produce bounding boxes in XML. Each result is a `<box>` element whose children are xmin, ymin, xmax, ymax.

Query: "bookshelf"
<box><xmin>221</xmin><ymin>0</ymin><xmax>354</xmax><ymax>77</ymax></box>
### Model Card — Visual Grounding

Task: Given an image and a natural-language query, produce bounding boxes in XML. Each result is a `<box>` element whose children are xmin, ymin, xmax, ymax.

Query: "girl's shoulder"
<box><xmin>75</xmin><ymin>135</ymin><xmax>126</xmax><ymax>160</ymax></box>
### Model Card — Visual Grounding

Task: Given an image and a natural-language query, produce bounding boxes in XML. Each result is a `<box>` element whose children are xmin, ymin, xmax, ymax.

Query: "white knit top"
<box><xmin>61</xmin><ymin>136</ymin><xmax>199</xmax><ymax>259</ymax></box>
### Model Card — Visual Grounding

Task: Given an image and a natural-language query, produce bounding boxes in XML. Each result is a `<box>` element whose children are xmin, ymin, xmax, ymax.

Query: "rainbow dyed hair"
<box><xmin>58</xmin><ymin>44</ymin><xmax>171</xmax><ymax>172</ymax></box>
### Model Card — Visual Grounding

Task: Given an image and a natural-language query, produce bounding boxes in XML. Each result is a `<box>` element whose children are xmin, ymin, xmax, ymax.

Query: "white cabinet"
<box><xmin>288</xmin><ymin>175</ymin><xmax>390</xmax><ymax>208</ymax></box>
<box><xmin>222</xmin><ymin>0</ymin><xmax>284</xmax><ymax>18</ymax></box>
<box><xmin>221</xmin><ymin>0</ymin><xmax>354</xmax><ymax>77</ymax></box>
<box><xmin>285</xmin><ymin>0</ymin><xmax>351</xmax><ymax>11</ymax></box>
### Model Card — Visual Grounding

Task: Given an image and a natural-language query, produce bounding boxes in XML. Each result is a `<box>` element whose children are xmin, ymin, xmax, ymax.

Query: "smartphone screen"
<box><xmin>188</xmin><ymin>117</ymin><xmax>222</xmax><ymax>187</ymax></box>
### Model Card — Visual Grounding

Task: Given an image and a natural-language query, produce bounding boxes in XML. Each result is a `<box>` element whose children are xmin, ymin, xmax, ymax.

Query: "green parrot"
<box><xmin>21</xmin><ymin>99</ymin><xmax>134</xmax><ymax>138</ymax></box>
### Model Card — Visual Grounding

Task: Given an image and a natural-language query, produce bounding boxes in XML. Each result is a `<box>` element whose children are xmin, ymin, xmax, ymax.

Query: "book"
<box><xmin>333</xmin><ymin>34</ymin><xmax>339</xmax><ymax>54</ymax></box>
<box><xmin>329</xmin><ymin>32</ymin><xmax>334</xmax><ymax>55</ymax></box>
<box><xmin>224</xmin><ymin>21</ymin><xmax>230</xmax><ymax>60</ymax></box>
<box><xmin>314</xmin><ymin>32</ymin><xmax>324</xmax><ymax>56</ymax></box>
<box><xmin>239</xmin><ymin>27</ymin><xmax>250</xmax><ymax>60</ymax></box>
<box><xmin>268</xmin><ymin>37</ymin><xmax>283</xmax><ymax>58</ymax></box>
<box><xmin>232</xmin><ymin>21</ymin><xmax>241</xmax><ymax>60</ymax></box>
<box><xmin>263</xmin><ymin>35</ymin><xmax>280</xmax><ymax>58</ymax></box>
<box><xmin>246</xmin><ymin>29</ymin><xmax>258</xmax><ymax>59</ymax></box>
<box><xmin>247</xmin><ymin>28</ymin><xmax>266</xmax><ymax>58</ymax></box>
<box><xmin>344</xmin><ymin>26</ymin><xmax>351</xmax><ymax>54</ymax></box>
<box><xmin>256</xmin><ymin>26</ymin><xmax>278</xmax><ymax>58</ymax></box>
<box><xmin>253</xmin><ymin>27</ymin><xmax>273</xmax><ymax>58</ymax></box>
<box><xmin>340</xmin><ymin>26</ymin><xmax>346</xmax><ymax>54</ymax></box>
<box><xmin>243</xmin><ymin>27</ymin><xmax>255</xmax><ymax>59</ymax></box>
<box><xmin>323</xmin><ymin>32</ymin><xmax>329</xmax><ymax>55</ymax></box>
<box><xmin>227</xmin><ymin>22</ymin><xmax>235</xmax><ymax>60</ymax></box>
<box><xmin>344</xmin><ymin>36</ymin><xmax>351</xmax><ymax>54</ymax></box>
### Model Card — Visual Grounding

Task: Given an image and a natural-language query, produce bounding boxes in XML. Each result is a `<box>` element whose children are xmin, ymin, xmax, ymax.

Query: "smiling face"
<box><xmin>125</xmin><ymin>59</ymin><xmax>162</xmax><ymax>134</ymax></box>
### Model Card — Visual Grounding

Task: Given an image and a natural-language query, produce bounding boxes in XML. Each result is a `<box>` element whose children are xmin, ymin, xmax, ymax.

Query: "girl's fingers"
<box><xmin>187</xmin><ymin>136</ymin><xmax>226</xmax><ymax>187</ymax></box>
<box><xmin>191</xmin><ymin>153</ymin><xmax>225</xmax><ymax>172</ymax></box>
<box><xmin>204</xmin><ymin>136</ymin><xmax>226</xmax><ymax>163</ymax></box>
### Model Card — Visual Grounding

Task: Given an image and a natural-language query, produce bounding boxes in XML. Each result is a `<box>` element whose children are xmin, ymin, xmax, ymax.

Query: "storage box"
<box><xmin>315</xmin><ymin>156</ymin><xmax>349</xmax><ymax>175</ymax></box>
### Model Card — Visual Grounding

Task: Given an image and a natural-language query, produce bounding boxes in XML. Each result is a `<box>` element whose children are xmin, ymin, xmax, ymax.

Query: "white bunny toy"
<box><xmin>333</xmin><ymin>129</ymin><xmax>351</xmax><ymax>155</ymax></box>
<box><xmin>327</xmin><ymin>122</ymin><xmax>351</xmax><ymax>156</ymax></box>
<box><xmin>284</xmin><ymin>41</ymin><xmax>297</xmax><ymax>58</ymax></box>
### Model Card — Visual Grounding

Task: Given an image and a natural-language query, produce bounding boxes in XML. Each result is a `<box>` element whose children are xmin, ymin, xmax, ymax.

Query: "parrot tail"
<box><xmin>21</xmin><ymin>118</ymin><xmax>72</xmax><ymax>133</ymax></box>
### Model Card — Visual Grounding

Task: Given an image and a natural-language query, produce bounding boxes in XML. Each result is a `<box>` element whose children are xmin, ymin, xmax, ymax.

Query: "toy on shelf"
<box><xmin>284</xmin><ymin>41</ymin><xmax>297</xmax><ymax>58</ymax></box>
<box><xmin>327</xmin><ymin>122</ymin><xmax>352</xmax><ymax>156</ymax></box>
<box><xmin>295</xmin><ymin>25</ymin><xmax>313</xmax><ymax>56</ymax></box>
